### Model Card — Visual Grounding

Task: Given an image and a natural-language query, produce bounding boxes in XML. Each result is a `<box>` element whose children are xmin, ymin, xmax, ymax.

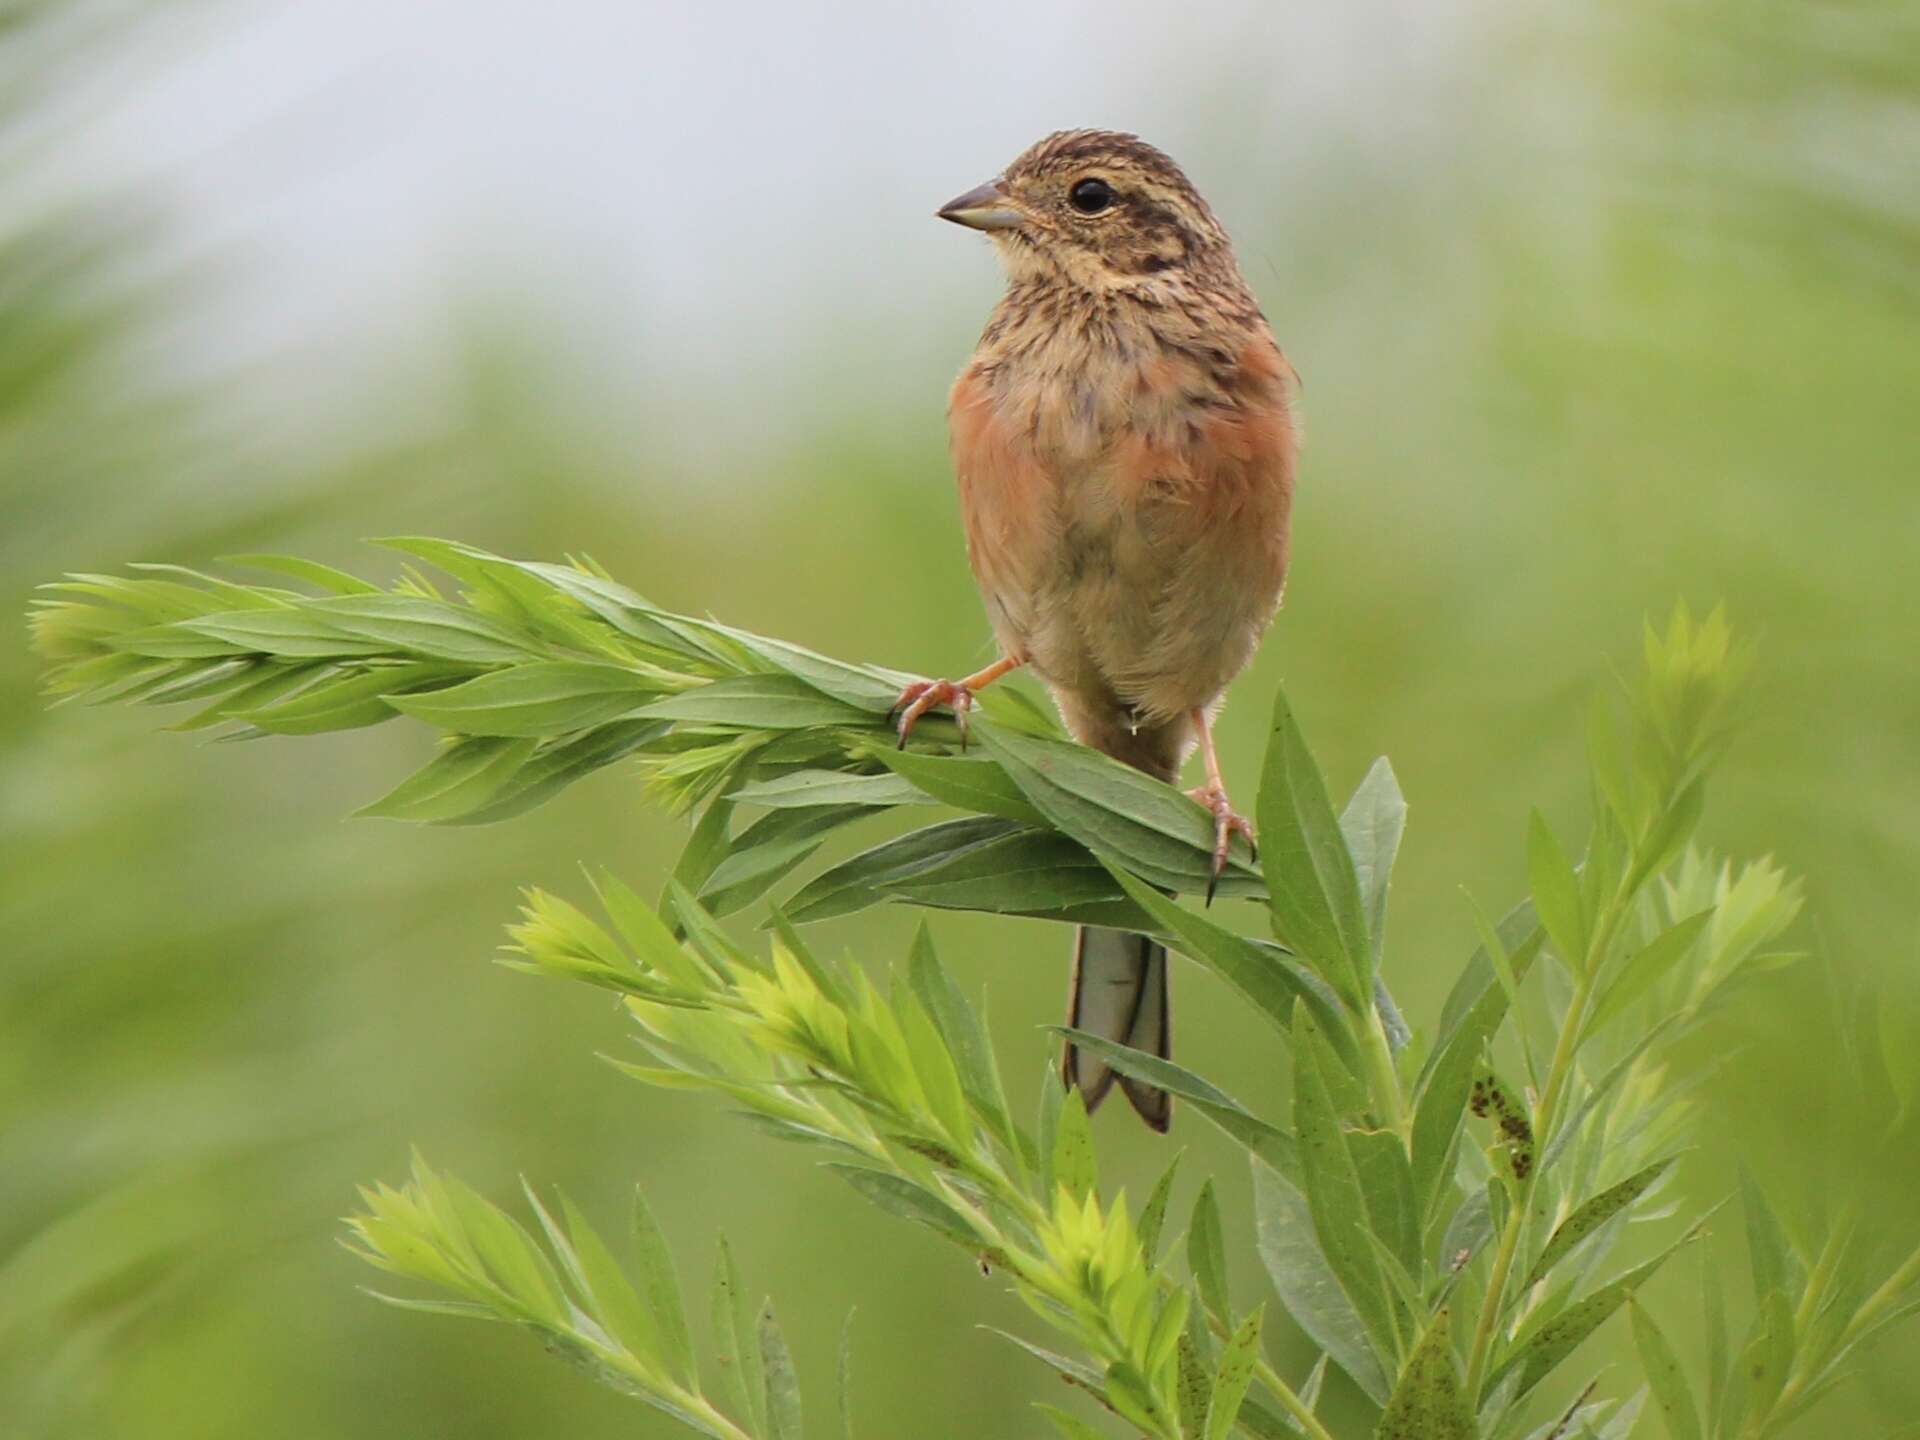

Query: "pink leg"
<box><xmin>1185</xmin><ymin>708</ymin><xmax>1256</xmax><ymax>903</ymax></box>
<box><xmin>891</xmin><ymin>654</ymin><xmax>1023</xmax><ymax>749</ymax></box>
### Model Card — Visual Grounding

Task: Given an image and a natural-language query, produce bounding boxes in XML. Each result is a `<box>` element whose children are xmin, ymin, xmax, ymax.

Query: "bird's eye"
<box><xmin>1068</xmin><ymin>178</ymin><xmax>1114</xmax><ymax>215</ymax></box>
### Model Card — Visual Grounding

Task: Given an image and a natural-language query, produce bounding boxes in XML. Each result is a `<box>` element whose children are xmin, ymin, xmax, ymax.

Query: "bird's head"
<box><xmin>937</xmin><ymin>130</ymin><xmax>1233</xmax><ymax>292</ymax></box>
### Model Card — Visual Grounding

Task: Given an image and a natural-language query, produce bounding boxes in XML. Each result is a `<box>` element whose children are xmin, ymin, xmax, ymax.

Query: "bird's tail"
<box><xmin>1063</xmin><ymin>925</ymin><xmax>1172</xmax><ymax>1131</ymax></box>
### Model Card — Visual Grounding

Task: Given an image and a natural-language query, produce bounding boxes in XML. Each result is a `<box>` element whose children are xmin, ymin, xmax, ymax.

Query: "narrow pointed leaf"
<box><xmin>1523</xmin><ymin>1160</ymin><xmax>1674</xmax><ymax>1291</ymax></box>
<box><xmin>630</xmin><ymin>1187</ymin><xmax>696</xmax><ymax>1386</ymax></box>
<box><xmin>1206</xmin><ymin>1306</ymin><xmax>1266</xmax><ymax>1440</ymax></box>
<box><xmin>1630</xmin><ymin>1299</ymin><xmax>1701</xmax><ymax>1440</ymax></box>
<box><xmin>1053</xmin><ymin>1087</ymin><xmax>1097</xmax><ymax>1202</ymax></box>
<box><xmin>782</xmin><ymin>817</ymin><xmax>1025</xmax><ymax>924</ymax></box>
<box><xmin>733</xmin><ymin>768</ymin><xmax>929</xmax><ymax>809</ymax></box>
<box><xmin>907</xmin><ymin>924</ymin><xmax>1025</xmax><ymax>1166</ymax></box>
<box><xmin>1100</xmin><ymin>860</ymin><xmax>1356</xmax><ymax>1067</ymax></box>
<box><xmin>1054</xmin><ymin>1030</ymin><xmax>1297</xmax><ymax>1177</ymax></box>
<box><xmin>1257</xmin><ymin>688</ymin><xmax>1372</xmax><ymax>1005</ymax></box>
<box><xmin>1527</xmin><ymin>810</ymin><xmax>1589</xmax><ymax>970</ymax></box>
<box><xmin>1138</xmin><ymin>1151</ymin><xmax>1183</xmax><ymax>1264</ymax></box>
<box><xmin>1376</xmin><ymin>1308</ymin><xmax>1472</xmax><ymax>1440</ymax></box>
<box><xmin>759</xmin><ymin>1301</ymin><xmax>803</xmax><ymax>1440</ymax></box>
<box><xmin>639</xmin><ymin>672</ymin><xmax>871</xmax><ymax>729</ymax></box>
<box><xmin>873</xmin><ymin>747</ymin><xmax>1048</xmax><ymax>824</ymax></box>
<box><xmin>1038</xmin><ymin>1406</ymin><xmax>1109</xmax><ymax>1440</ymax></box>
<box><xmin>1253</xmin><ymin>1161</ymin><xmax>1390</xmax><ymax>1405</ymax></box>
<box><xmin>386</xmin><ymin>661</ymin><xmax>660</xmax><ymax>736</ymax></box>
<box><xmin>711</xmin><ymin>1236</ymin><xmax>765</xmax><ymax>1433</ymax></box>
<box><xmin>1339</xmin><ymin>758</ymin><xmax>1406</xmax><ymax>966</ymax></box>
<box><xmin>975</xmin><ymin>724</ymin><xmax>1263</xmax><ymax>897</ymax></box>
<box><xmin>1188</xmin><ymin>1181</ymin><xmax>1230</xmax><ymax>1322</ymax></box>
<box><xmin>1292</xmin><ymin>1004</ymin><xmax>1395</xmax><ymax>1365</ymax></box>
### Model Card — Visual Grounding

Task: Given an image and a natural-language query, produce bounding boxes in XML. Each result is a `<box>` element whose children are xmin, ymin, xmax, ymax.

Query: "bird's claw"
<box><xmin>890</xmin><ymin>678</ymin><xmax>975</xmax><ymax>750</ymax></box>
<box><xmin>1187</xmin><ymin>782</ymin><xmax>1256</xmax><ymax>905</ymax></box>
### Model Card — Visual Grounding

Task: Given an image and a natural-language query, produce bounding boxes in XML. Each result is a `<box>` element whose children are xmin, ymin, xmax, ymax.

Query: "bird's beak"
<box><xmin>937</xmin><ymin>178</ymin><xmax>1024</xmax><ymax>231</ymax></box>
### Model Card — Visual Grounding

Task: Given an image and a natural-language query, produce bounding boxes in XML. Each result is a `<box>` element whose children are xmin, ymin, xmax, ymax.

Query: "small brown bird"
<box><xmin>896</xmin><ymin>130</ymin><xmax>1298</xmax><ymax>1129</ymax></box>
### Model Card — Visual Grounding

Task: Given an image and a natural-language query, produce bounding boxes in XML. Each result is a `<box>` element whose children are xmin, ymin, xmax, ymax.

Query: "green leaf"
<box><xmin>1581</xmin><ymin>911</ymin><xmax>1713</xmax><ymax>1040</ymax></box>
<box><xmin>356</xmin><ymin>736</ymin><xmax>539</xmax><ymax>822</ymax></box>
<box><xmin>1425</xmin><ymin>897</ymin><xmax>1541</xmax><ymax>1068</ymax></box>
<box><xmin>825</xmin><ymin>1166</ymin><xmax>977</xmax><ymax>1249</ymax></box>
<box><xmin>906</xmin><ymin>924</ymin><xmax>1025</xmax><ymax>1168</ymax></box>
<box><xmin>1099</xmin><ymin>860</ymin><xmax>1357</xmax><ymax>1068</ymax></box>
<box><xmin>758</xmin><ymin>1301</ymin><xmax>803</xmax><ymax>1440</ymax></box>
<box><xmin>670</xmin><ymin>791</ymin><xmax>738</xmax><ymax>904</ymax></box>
<box><xmin>1537</xmin><ymin>1016</ymin><xmax>1680</xmax><ymax>1176</ymax></box>
<box><xmin>1629</xmin><ymin>1298</ymin><xmax>1702</xmax><ymax>1440</ymax></box>
<box><xmin>1188</xmin><ymin>1181</ymin><xmax>1230</xmax><ymax>1323</ymax></box>
<box><xmin>1103</xmin><ymin>1360</ymin><xmax>1169</xmax><ymax>1435</ymax></box>
<box><xmin>562</xmin><ymin>1196</ymin><xmax>663</xmax><ymax>1375</ymax></box>
<box><xmin>1292</xmin><ymin>1003</ymin><xmax>1395</xmax><ymax>1367</ymax></box>
<box><xmin>639</xmin><ymin>673</ymin><xmax>871</xmax><ymax>729</ymax></box>
<box><xmin>385</xmin><ymin>661</ymin><xmax>661</xmax><ymax>736</ymax></box>
<box><xmin>223</xmin><ymin>552</ymin><xmax>382</xmax><ymax>595</ymax></box>
<box><xmin>1375</xmin><ymin>1308</ymin><xmax>1472</xmax><ymax>1440</ymax></box>
<box><xmin>1339</xmin><ymin>758</ymin><xmax>1405</xmax><ymax>967</ymax></box>
<box><xmin>1738</xmin><ymin>1288</ymin><xmax>1795</xmax><ymax>1425</ymax></box>
<box><xmin>897</xmin><ymin>987</ymin><xmax>973</xmax><ymax>1148</ymax></box>
<box><xmin>446</xmin><ymin>718</ymin><xmax>667</xmax><ymax>825</ymax></box>
<box><xmin>243</xmin><ymin>660</ymin><xmax>464</xmax><ymax>734</ymax></box>
<box><xmin>988</xmin><ymin>1328</ymin><xmax>1106</xmax><ymax>1394</ymax></box>
<box><xmin>1037</xmin><ymin>1405</ymin><xmax>1109</xmax><ymax>1440</ymax></box>
<box><xmin>1036</xmin><ymin>1059</ymin><xmax>1065</xmax><ymax>1200</ymax></box>
<box><xmin>873</xmin><ymin>747</ymin><xmax>1048</xmax><ymax>824</ymax></box>
<box><xmin>1256</xmin><ymin>688</ymin><xmax>1372</xmax><ymax>1007</ymax></box>
<box><xmin>711</xmin><ymin>1235</ymin><xmax>765</xmax><ymax>1433</ymax></box>
<box><xmin>733</xmin><ymin>768</ymin><xmax>930</xmax><ymax>809</ymax></box>
<box><xmin>1522</xmin><ymin>1159</ymin><xmax>1674</xmax><ymax>1290</ymax></box>
<box><xmin>312</xmin><ymin>593</ymin><xmax>536</xmax><ymax>662</ymax></box>
<box><xmin>1703</xmin><ymin>1245</ymin><xmax>1729</xmax><ymax>1438</ymax></box>
<box><xmin>1624</xmin><ymin>778</ymin><xmax>1706</xmax><ymax>899</ymax></box>
<box><xmin>1527</xmin><ymin>810</ymin><xmax>1589</xmax><ymax>971</ymax></box>
<box><xmin>1176</xmin><ymin>1331</ymin><xmax>1212</xmax><ymax>1439</ymax></box>
<box><xmin>1206</xmin><ymin>1306</ymin><xmax>1265</xmax><ymax>1440</ymax></box>
<box><xmin>1492</xmin><ymin>1213</ymin><xmax>1712</xmax><ymax>1402</ymax></box>
<box><xmin>700</xmin><ymin>804</ymin><xmax>868</xmax><ymax>915</ymax></box>
<box><xmin>837</xmin><ymin>1309</ymin><xmax>857</xmax><ymax>1440</ymax></box>
<box><xmin>1740</xmin><ymin>1171</ymin><xmax>1803</xmax><ymax>1304</ymax></box>
<box><xmin>1053</xmin><ymin>1030</ymin><xmax>1297</xmax><ymax>1177</ymax></box>
<box><xmin>975</xmin><ymin>725</ymin><xmax>1263</xmax><ymax>898</ymax></box>
<box><xmin>1347</xmin><ymin>1127</ymin><xmax>1420</xmax><ymax>1283</ymax></box>
<box><xmin>1053</xmin><ymin>1087</ymin><xmax>1097</xmax><ymax>1202</ymax></box>
<box><xmin>1138</xmin><ymin>1150</ymin><xmax>1183</xmax><ymax>1265</ymax></box>
<box><xmin>630</xmin><ymin>1187</ymin><xmax>696</xmax><ymax>1386</ymax></box>
<box><xmin>690</xmin><ymin>621</ymin><xmax>905</xmax><ymax>711</ymax></box>
<box><xmin>1254</xmin><ymin>1169</ymin><xmax>1389</xmax><ymax>1404</ymax></box>
<box><xmin>782</xmin><ymin>817</ymin><xmax>1026</xmax><ymax>924</ymax></box>
<box><xmin>156</xmin><ymin>607</ymin><xmax>385</xmax><ymax>659</ymax></box>
<box><xmin>881</xmin><ymin>829</ymin><xmax>1151</xmax><ymax>928</ymax></box>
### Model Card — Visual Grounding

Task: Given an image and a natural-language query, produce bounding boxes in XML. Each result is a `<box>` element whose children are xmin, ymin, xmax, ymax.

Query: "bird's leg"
<box><xmin>891</xmin><ymin>654</ymin><xmax>1023</xmax><ymax>749</ymax></box>
<box><xmin>1186</xmin><ymin>707</ymin><xmax>1256</xmax><ymax>904</ymax></box>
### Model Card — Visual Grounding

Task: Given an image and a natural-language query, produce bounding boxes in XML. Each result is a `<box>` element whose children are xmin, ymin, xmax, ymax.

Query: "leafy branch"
<box><xmin>32</xmin><ymin>548</ymin><xmax>1920</xmax><ymax>1438</ymax></box>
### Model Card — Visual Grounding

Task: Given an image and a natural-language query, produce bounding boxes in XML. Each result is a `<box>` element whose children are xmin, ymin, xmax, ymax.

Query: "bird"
<box><xmin>895</xmin><ymin>130</ymin><xmax>1298</xmax><ymax>1130</ymax></box>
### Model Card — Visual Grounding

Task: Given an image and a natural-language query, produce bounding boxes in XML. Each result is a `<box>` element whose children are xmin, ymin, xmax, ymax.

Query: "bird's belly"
<box><xmin>1022</xmin><ymin>464</ymin><xmax>1283</xmax><ymax>723</ymax></box>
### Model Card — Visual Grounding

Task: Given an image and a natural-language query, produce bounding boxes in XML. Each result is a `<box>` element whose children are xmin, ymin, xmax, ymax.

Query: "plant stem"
<box><xmin>1253</xmin><ymin>1355</ymin><xmax>1339</xmax><ymax>1440</ymax></box>
<box><xmin>1755</xmin><ymin>1233</ymin><xmax>1920</xmax><ymax>1435</ymax></box>
<box><xmin>1360</xmin><ymin>1001</ymin><xmax>1409</xmax><ymax>1141</ymax></box>
<box><xmin>1462</xmin><ymin>966</ymin><xmax>1598</xmax><ymax>1406</ymax></box>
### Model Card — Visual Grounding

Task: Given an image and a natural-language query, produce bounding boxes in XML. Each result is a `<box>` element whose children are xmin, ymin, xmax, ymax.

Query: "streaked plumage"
<box><xmin>905</xmin><ymin>130</ymin><xmax>1297</xmax><ymax>1128</ymax></box>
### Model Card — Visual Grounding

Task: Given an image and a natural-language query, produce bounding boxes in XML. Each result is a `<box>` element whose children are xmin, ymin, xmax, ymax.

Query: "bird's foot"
<box><xmin>890</xmin><ymin>678</ymin><xmax>976</xmax><ymax>749</ymax></box>
<box><xmin>1187</xmin><ymin>781</ymin><xmax>1256</xmax><ymax>904</ymax></box>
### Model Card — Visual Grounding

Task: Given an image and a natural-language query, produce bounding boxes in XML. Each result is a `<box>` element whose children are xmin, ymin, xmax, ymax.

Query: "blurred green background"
<box><xmin>5</xmin><ymin>1</ymin><xmax>1916</xmax><ymax>1435</ymax></box>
